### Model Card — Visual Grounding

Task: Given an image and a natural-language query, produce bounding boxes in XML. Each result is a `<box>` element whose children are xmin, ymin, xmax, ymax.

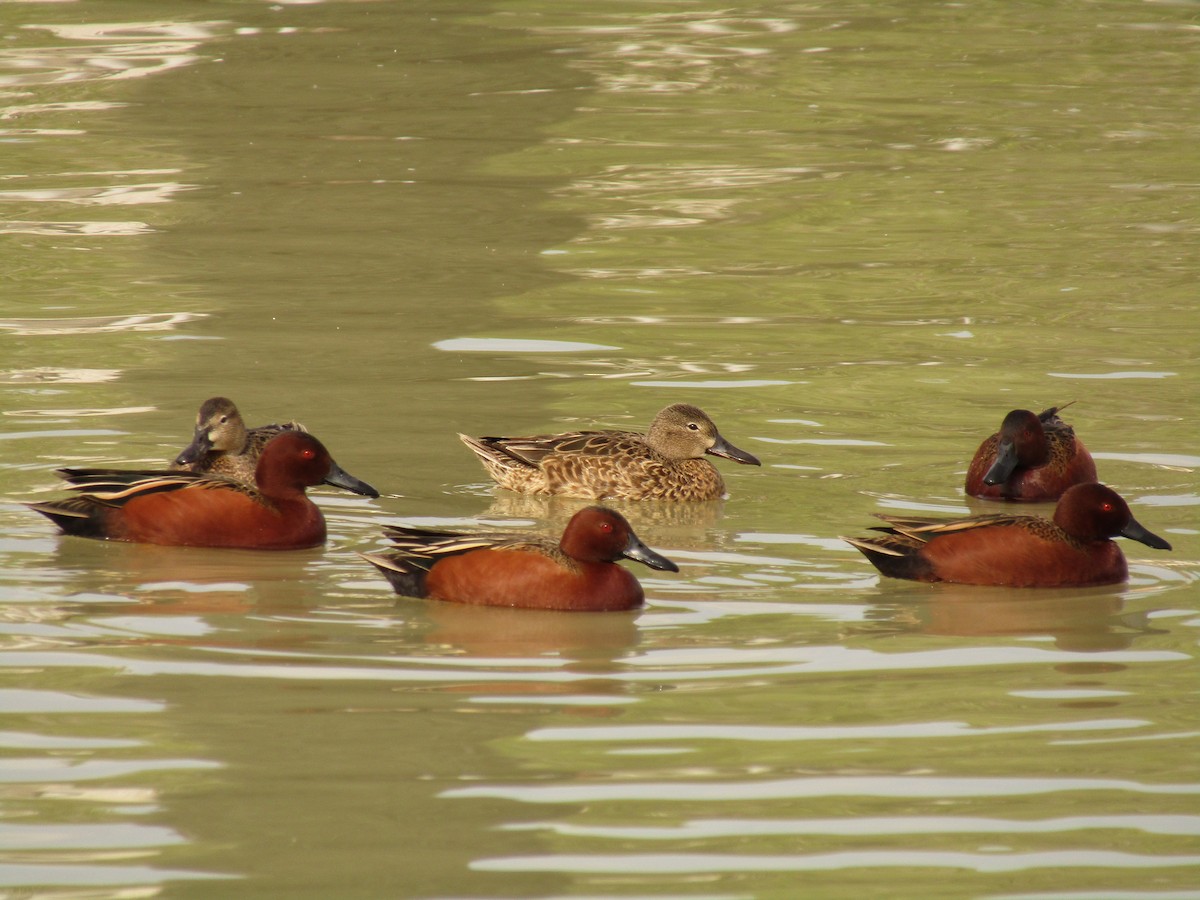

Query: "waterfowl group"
<box><xmin>171</xmin><ymin>396</ymin><xmax>304</xmax><ymax>481</ymax></box>
<box><xmin>29</xmin><ymin>430</ymin><xmax>371</xmax><ymax>551</ymax></box>
<box><xmin>843</xmin><ymin>405</ymin><xmax>1169</xmax><ymax>587</ymax></box>
<box><xmin>28</xmin><ymin>397</ymin><xmax>1172</xmax><ymax>602</ymax></box>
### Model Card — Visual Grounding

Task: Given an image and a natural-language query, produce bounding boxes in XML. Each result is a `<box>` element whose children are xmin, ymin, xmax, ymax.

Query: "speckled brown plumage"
<box><xmin>459</xmin><ymin>403</ymin><xmax>761</xmax><ymax>501</ymax></box>
<box><xmin>169</xmin><ymin>397</ymin><xmax>377</xmax><ymax>496</ymax></box>
<box><xmin>170</xmin><ymin>397</ymin><xmax>305</xmax><ymax>483</ymax></box>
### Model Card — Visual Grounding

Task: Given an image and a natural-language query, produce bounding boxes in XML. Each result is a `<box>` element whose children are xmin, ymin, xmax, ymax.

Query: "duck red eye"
<box><xmin>301</xmin><ymin>448</ymin><xmax>316</xmax><ymax>460</ymax></box>
<box><xmin>1101</xmin><ymin>502</ymin><xmax>1113</xmax><ymax>512</ymax></box>
<box><xmin>599</xmin><ymin>522</ymin><xmax>613</xmax><ymax>534</ymax></box>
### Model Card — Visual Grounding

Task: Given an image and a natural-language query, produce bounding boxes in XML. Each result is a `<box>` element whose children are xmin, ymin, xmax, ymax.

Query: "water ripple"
<box><xmin>0</xmin><ymin>821</ymin><xmax>184</xmax><ymax>850</ymax></box>
<box><xmin>0</xmin><ymin>756</ymin><xmax>219</xmax><ymax>784</ymax></box>
<box><xmin>505</xmin><ymin>814</ymin><xmax>1200</xmax><ymax>840</ymax></box>
<box><xmin>0</xmin><ymin>644</ymin><xmax>1187</xmax><ymax>685</ymax></box>
<box><xmin>0</xmin><ymin>312</ymin><xmax>206</xmax><ymax>336</ymax></box>
<box><xmin>525</xmin><ymin>718</ymin><xmax>1149</xmax><ymax>743</ymax></box>
<box><xmin>445</xmin><ymin>774</ymin><xmax>1200</xmax><ymax>804</ymax></box>
<box><xmin>470</xmin><ymin>850</ymin><xmax>1200</xmax><ymax>873</ymax></box>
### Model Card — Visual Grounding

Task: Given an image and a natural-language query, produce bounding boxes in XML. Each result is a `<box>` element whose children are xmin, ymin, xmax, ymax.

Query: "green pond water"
<box><xmin>1</xmin><ymin>1</ymin><xmax>1197</xmax><ymax>898</ymax></box>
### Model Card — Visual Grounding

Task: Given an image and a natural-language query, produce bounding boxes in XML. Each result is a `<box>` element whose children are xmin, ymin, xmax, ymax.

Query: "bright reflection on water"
<box><xmin>1</xmin><ymin>0</ymin><xmax>1198</xmax><ymax>899</ymax></box>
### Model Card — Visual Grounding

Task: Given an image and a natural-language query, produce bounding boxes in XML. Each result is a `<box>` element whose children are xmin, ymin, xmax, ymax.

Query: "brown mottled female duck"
<box><xmin>171</xmin><ymin>396</ymin><xmax>377</xmax><ymax>497</ymax></box>
<box><xmin>459</xmin><ymin>403</ymin><xmax>761</xmax><ymax>501</ymax></box>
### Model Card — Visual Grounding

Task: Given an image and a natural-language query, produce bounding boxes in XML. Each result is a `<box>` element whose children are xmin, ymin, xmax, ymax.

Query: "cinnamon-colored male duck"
<box><xmin>965</xmin><ymin>405</ymin><xmax>1096</xmax><ymax>502</ymax></box>
<box><xmin>29</xmin><ymin>432</ymin><xmax>363</xmax><ymax>550</ymax></box>
<box><xmin>459</xmin><ymin>403</ymin><xmax>760</xmax><ymax>501</ymax></box>
<box><xmin>360</xmin><ymin>506</ymin><xmax>679</xmax><ymax>610</ymax></box>
<box><xmin>171</xmin><ymin>396</ymin><xmax>378</xmax><ymax>497</ymax></box>
<box><xmin>844</xmin><ymin>483</ymin><xmax>1171</xmax><ymax>587</ymax></box>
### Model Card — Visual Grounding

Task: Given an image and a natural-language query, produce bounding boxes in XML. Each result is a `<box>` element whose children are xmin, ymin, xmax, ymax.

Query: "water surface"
<box><xmin>1</xmin><ymin>1</ymin><xmax>1197</xmax><ymax>898</ymax></box>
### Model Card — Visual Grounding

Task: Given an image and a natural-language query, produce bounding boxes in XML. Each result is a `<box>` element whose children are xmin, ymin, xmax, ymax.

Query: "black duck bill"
<box><xmin>621</xmin><ymin>533</ymin><xmax>679</xmax><ymax>572</ymax></box>
<box><xmin>323</xmin><ymin>459</ymin><xmax>380</xmax><ymax>498</ymax></box>
<box><xmin>708</xmin><ymin>433</ymin><xmax>761</xmax><ymax>467</ymax></box>
<box><xmin>982</xmin><ymin>440</ymin><xmax>1020</xmax><ymax>486</ymax></box>
<box><xmin>1122</xmin><ymin>516</ymin><xmax>1172</xmax><ymax>551</ymax></box>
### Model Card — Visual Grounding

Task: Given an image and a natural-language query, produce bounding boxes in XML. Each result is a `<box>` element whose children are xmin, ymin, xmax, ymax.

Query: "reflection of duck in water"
<box><xmin>477</xmin><ymin>491</ymin><xmax>728</xmax><ymax>551</ymax></box>
<box><xmin>28</xmin><ymin>531</ymin><xmax>332</xmax><ymax>637</ymax></box>
<box><xmin>459</xmin><ymin>403</ymin><xmax>760</xmax><ymax>501</ymax></box>
<box><xmin>869</xmin><ymin>586</ymin><xmax>1140</xmax><ymax>652</ymax></box>
<box><xmin>419</xmin><ymin>601</ymin><xmax>642</xmax><ymax>661</ymax></box>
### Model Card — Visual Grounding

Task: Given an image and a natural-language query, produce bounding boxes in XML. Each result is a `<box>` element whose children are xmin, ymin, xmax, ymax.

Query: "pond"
<box><xmin>1</xmin><ymin>1</ymin><xmax>1197</xmax><ymax>898</ymax></box>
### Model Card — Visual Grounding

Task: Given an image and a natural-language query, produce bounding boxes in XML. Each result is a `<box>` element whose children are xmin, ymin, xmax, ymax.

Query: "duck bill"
<box><xmin>707</xmin><ymin>433</ymin><xmax>761</xmax><ymax>467</ymax></box>
<box><xmin>1121</xmin><ymin>517</ymin><xmax>1172</xmax><ymax>551</ymax></box>
<box><xmin>621</xmin><ymin>534</ymin><xmax>679</xmax><ymax>573</ymax></box>
<box><xmin>174</xmin><ymin>430</ymin><xmax>212</xmax><ymax>467</ymax></box>
<box><xmin>982</xmin><ymin>440</ymin><xmax>1018</xmax><ymax>486</ymax></box>
<box><xmin>323</xmin><ymin>460</ymin><xmax>380</xmax><ymax>498</ymax></box>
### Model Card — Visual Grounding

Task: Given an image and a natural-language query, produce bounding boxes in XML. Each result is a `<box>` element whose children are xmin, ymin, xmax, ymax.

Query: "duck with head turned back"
<box><xmin>171</xmin><ymin>396</ymin><xmax>378</xmax><ymax>497</ymax></box>
<box><xmin>965</xmin><ymin>404</ymin><xmax>1096</xmax><ymax>502</ymax></box>
<box><xmin>359</xmin><ymin>506</ymin><xmax>679</xmax><ymax>611</ymax></box>
<box><xmin>29</xmin><ymin>431</ymin><xmax>366</xmax><ymax>550</ymax></box>
<box><xmin>844</xmin><ymin>482</ymin><xmax>1171</xmax><ymax>588</ymax></box>
<box><xmin>459</xmin><ymin>403</ymin><xmax>761</xmax><ymax>501</ymax></box>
